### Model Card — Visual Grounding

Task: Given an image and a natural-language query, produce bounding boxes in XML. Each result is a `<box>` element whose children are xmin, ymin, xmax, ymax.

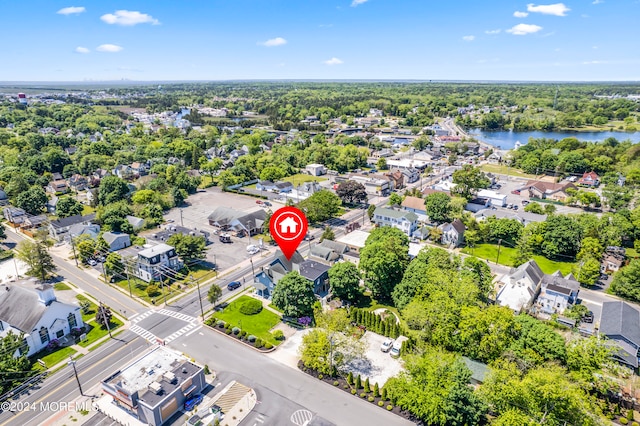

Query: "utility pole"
<box><xmin>496</xmin><ymin>239</ymin><xmax>503</xmax><ymax>265</ymax></box>
<box><xmin>180</xmin><ymin>208</ymin><xmax>184</xmax><ymax>227</ymax></box>
<box><xmin>249</xmin><ymin>258</ymin><xmax>255</xmax><ymax>290</ymax></box>
<box><xmin>70</xmin><ymin>237</ymin><xmax>79</xmax><ymax>267</ymax></box>
<box><xmin>125</xmin><ymin>263</ymin><xmax>132</xmax><ymax>298</ymax></box>
<box><xmin>68</xmin><ymin>356</ymin><xmax>83</xmax><ymax>396</ymax></box>
<box><xmin>100</xmin><ymin>259</ymin><xmax>108</xmax><ymax>284</ymax></box>
<box><xmin>99</xmin><ymin>302</ymin><xmax>112</xmax><ymax>338</ymax></box>
<box><xmin>193</xmin><ymin>275</ymin><xmax>204</xmax><ymax>321</ymax></box>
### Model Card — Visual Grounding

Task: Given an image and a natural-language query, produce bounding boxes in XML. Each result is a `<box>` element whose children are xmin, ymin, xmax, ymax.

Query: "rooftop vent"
<box><xmin>163</xmin><ymin>371</ymin><xmax>176</xmax><ymax>383</ymax></box>
<box><xmin>149</xmin><ymin>381</ymin><xmax>162</xmax><ymax>394</ymax></box>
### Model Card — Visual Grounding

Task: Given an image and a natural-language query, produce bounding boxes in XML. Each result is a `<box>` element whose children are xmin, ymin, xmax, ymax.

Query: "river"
<box><xmin>466</xmin><ymin>128</ymin><xmax>640</xmax><ymax>150</ymax></box>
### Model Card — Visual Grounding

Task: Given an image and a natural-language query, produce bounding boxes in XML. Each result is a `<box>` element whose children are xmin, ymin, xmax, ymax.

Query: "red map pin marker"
<box><xmin>270</xmin><ymin>206</ymin><xmax>309</xmax><ymax>260</ymax></box>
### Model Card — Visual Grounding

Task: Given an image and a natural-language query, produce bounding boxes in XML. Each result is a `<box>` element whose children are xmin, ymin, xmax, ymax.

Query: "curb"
<box><xmin>203</xmin><ymin>323</ymin><xmax>277</xmax><ymax>354</ymax></box>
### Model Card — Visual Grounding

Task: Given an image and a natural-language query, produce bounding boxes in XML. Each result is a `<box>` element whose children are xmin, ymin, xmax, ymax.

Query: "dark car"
<box><xmin>227</xmin><ymin>281</ymin><xmax>241</xmax><ymax>291</ymax></box>
<box><xmin>184</xmin><ymin>394</ymin><xmax>203</xmax><ymax>411</ymax></box>
<box><xmin>583</xmin><ymin>311</ymin><xmax>594</xmax><ymax>323</ymax></box>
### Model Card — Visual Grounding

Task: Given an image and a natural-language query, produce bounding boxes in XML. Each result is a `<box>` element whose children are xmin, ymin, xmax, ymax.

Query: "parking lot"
<box><xmin>344</xmin><ymin>331</ymin><xmax>404</xmax><ymax>387</ymax></box>
<box><xmin>162</xmin><ymin>187</ymin><xmax>281</xmax><ymax>271</ymax></box>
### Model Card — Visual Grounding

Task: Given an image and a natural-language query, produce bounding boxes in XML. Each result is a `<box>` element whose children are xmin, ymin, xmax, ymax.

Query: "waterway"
<box><xmin>466</xmin><ymin>128</ymin><xmax>640</xmax><ymax>150</ymax></box>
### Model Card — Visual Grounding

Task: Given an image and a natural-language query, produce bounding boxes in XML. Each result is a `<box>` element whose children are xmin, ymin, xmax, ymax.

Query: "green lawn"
<box><xmin>185</xmin><ymin>264</ymin><xmax>217</xmax><ymax>282</ymax></box>
<box><xmin>77</xmin><ymin>317</ymin><xmax>124</xmax><ymax>347</ymax></box>
<box><xmin>480</xmin><ymin>164</ymin><xmax>537</xmax><ymax>179</ymax></box>
<box><xmin>33</xmin><ymin>346</ymin><xmax>77</xmax><ymax>369</ymax></box>
<box><xmin>209</xmin><ymin>296</ymin><xmax>281</xmax><ymax>345</ymax></box>
<box><xmin>54</xmin><ymin>282</ymin><xmax>72</xmax><ymax>291</ymax></box>
<box><xmin>76</xmin><ymin>294</ymin><xmax>97</xmax><ymax>322</ymax></box>
<box><xmin>282</xmin><ymin>174</ymin><xmax>327</xmax><ymax>184</ymax></box>
<box><xmin>113</xmin><ymin>276</ymin><xmax>183</xmax><ymax>304</ymax></box>
<box><xmin>462</xmin><ymin>243</ymin><xmax>576</xmax><ymax>275</ymax></box>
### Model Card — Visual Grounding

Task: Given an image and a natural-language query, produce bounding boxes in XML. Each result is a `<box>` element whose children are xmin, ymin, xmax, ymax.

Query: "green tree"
<box><xmin>424</xmin><ymin>192</ymin><xmax>451</xmax><ymax>223</ymax></box>
<box><xmin>456</xmin><ymin>305</ymin><xmax>518</xmax><ymax>362</ymax></box>
<box><xmin>451</xmin><ymin>165</ymin><xmax>490</xmax><ymax>200</ymax></box>
<box><xmin>385</xmin><ymin>350</ymin><xmax>487</xmax><ymax>426</ymax></box>
<box><xmin>104</xmin><ymin>252</ymin><xmax>124</xmax><ymax>277</ymax></box>
<box><xmin>335</xmin><ymin>181</ymin><xmax>367</xmax><ymax>205</ymax></box>
<box><xmin>376</xmin><ymin>157</ymin><xmax>388</xmax><ymax>170</ymax></box>
<box><xmin>297</xmin><ymin>190</ymin><xmax>341</xmax><ymax>223</ymax></box>
<box><xmin>16</xmin><ymin>238</ymin><xmax>56</xmax><ymax>281</ymax></box>
<box><xmin>541</xmin><ymin>215</ymin><xmax>583</xmax><ymax>259</ymax></box>
<box><xmin>328</xmin><ymin>262</ymin><xmax>362</xmax><ymax>303</ymax></box>
<box><xmin>524</xmin><ymin>202</ymin><xmax>545</xmax><ymax>215</ymax></box>
<box><xmin>272</xmin><ymin>271</ymin><xmax>316</xmax><ymax>317</ymax></box>
<box><xmin>98</xmin><ymin>175</ymin><xmax>130</xmax><ymax>205</ymax></box>
<box><xmin>166</xmin><ymin>233</ymin><xmax>206</xmax><ymax>263</ymax></box>
<box><xmin>259</xmin><ymin>165</ymin><xmax>286</xmax><ymax>182</ymax></box>
<box><xmin>544</xmin><ymin>203</ymin><xmax>556</xmax><ymax>215</ymax></box>
<box><xmin>360</xmin><ymin>227</ymin><xmax>409</xmax><ymax>301</ymax></box>
<box><xmin>388</xmin><ymin>192</ymin><xmax>403</xmax><ymax>206</ymax></box>
<box><xmin>461</xmin><ymin>256</ymin><xmax>494</xmax><ymax>300</ymax></box>
<box><xmin>76</xmin><ymin>237</ymin><xmax>96</xmax><ymax>264</ymax></box>
<box><xmin>491</xmin><ymin>410</ymin><xmax>538</xmax><ymax>426</ymax></box>
<box><xmin>95</xmin><ymin>305</ymin><xmax>113</xmax><ymax>328</ymax></box>
<box><xmin>573</xmin><ymin>257</ymin><xmax>601</xmax><ymax>286</ymax></box>
<box><xmin>610</xmin><ymin>259</ymin><xmax>640</xmax><ymax>302</ymax></box>
<box><xmin>577</xmin><ymin>237</ymin><xmax>603</xmax><ymax>260</ymax></box>
<box><xmin>207</xmin><ymin>284</ymin><xmax>222</xmax><ymax>306</ymax></box>
<box><xmin>509</xmin><ymin>315</ymin><xmax>566</xmax><ymax>365</ymax></box>
<box><xmin>15</xmin><ymin>186</ymin><xmax>47</xmax><ymax>215</ymax></box>
<box><xmin>320</xmin><ymin>226</ymin><xmax>335</xmax><ymax>242</ymax></box>
<box><xmin>367</xmin><ymin>204</ymin><xmax>376</xmax><ymax>220</ymax></box>
<box><xmin>0</xmin><ymin>332</ymin><xmax>33</xmax><ymax>395</ymax></box>
<box><xmin>56</xmin><ymin>196</ymin><xmax>83</xmax><ymax>218</ymax></box>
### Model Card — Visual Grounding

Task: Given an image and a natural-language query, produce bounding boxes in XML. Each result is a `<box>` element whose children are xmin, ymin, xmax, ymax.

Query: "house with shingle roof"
<box><xmin>0</xmin><ymin>279</ymin><xmax>84</xmax><ymax>356</ymax></box>
<box><xmin>525</xmin><ymin>180</ymin><xmax>576</xmax><ymax>202</ymax></box>
<box><xmin>438</xmin><ymin>219</ymin><xmax>465</xmax><ymax>247</ymax></box>
<box><xmin>401</xmin><ymin>196</ymin><xmax>426</xmax><ymax>220</ymax></box>
<box><xmin>600</xmin><ymin>301</ymin><xmax>640</xmax><ymax>369</ymax></box>
<box><xmin>372</xmin><ymin>206</ymin><xmax>418</xmax><ymax>237</ymax></box>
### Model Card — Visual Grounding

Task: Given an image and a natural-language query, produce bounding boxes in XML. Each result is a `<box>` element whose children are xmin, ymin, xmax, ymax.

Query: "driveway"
<box><xmin>344</xmin><ymin>331</ymin><xmax>404</xmax><ymax>387</ymax></box>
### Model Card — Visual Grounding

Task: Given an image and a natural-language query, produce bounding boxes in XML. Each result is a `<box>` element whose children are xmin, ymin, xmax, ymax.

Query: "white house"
<box><xmin>438</xmin><ymin>219</ymin><xmax>465</xmax><ymax>247</ymax></box>
<box><xmin>134</xmin><ymin>243</ymin><xmax>183</xmax><ymax>283</ymax></box>
<box><xmin>0</xmin><ymin>280</ymin><xmax>84</xmax><ymax>357</ymax></box>
<box><xmin>535</xmin><ymin>272</ymin><xmax>580</xmax><ymax>315</ymax></box>
<box><xmin>372</xmin><ymin>207</ymin><xmax>418</xmax><ymax>237</ymax></box>
<box><xmin>496</xmin><ymin>260</ymin><xmax>544</xmax><ymax>313</ymax></box>
<box><xmin>305</xmin><ymin>163</ymin><xmax>327</xmax><ymax>176</ymax></box>
<box><xmin>102</xmin><ymin>232</ymin><xmax>132</xmax><ymax>251</ymax></box>
<box><xmin>476</xmin><ymin>189</ymin><xmax>507</xmax><ymax>207</ymax></box>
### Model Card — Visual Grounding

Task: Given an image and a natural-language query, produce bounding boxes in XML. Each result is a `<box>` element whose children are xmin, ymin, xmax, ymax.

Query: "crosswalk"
<box><xmin>128</xmin><ymin>308</ymin><xmax>200</xmax><ymax>343</ymax></box>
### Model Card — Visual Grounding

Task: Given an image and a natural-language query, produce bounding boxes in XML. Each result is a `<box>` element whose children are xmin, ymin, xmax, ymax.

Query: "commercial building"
<box><xmin>101</xmin><ymin>346</ymin><xmax>206</xmax><ymax>426</ymax></box>
<box><xmin>476</xmin><ymin>189</ymin><xmax>507</xmax><ymax>207</ymax></box>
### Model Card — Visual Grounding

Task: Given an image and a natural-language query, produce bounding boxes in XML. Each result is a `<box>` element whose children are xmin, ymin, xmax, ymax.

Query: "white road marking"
<box><xmin>291</xmin><ymin>409</ymin><xmax>313</xmax><ymax>425</ymax></box>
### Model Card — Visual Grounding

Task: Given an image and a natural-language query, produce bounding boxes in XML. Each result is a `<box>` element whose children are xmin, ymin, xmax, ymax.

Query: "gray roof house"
<box><xmin>535</xmin><ymin>272</ymin><xmax>580</xmax><ymax>315</ymax></box>
<box><xmin>496</xmin><ymin>260</ymin><xmax>544</xmax><ymax>313</ymax></box>
<box><xmin>372</xmin><ymin>207</ymin><xmax>418</xmax><ymax>237</ymax></box>
<box><xmin>438</xmin><ymin>219</ymin><xmax>465</xmax><ymax>247</ymax></box>
<box><xmin>0</xmin><ymin>280</ymin><xmax>84</xmax><ymax>357</ymax></box>
<box><xmin>102</xmin><ymin>232</ymin><xmax>132</xmax><ymax>252</ymax></box>
<box><xmin>126</xmin><ymin>215</ymin><xmax>146</xmax><ymax>230</ymax></box>
<box><xmin>69</xmin><ymin>223</ymin><xmax>101</xmax><ymax>240</ymax></box>
<box><xmin>208</xmin><ymin>207</ymin><xmax>267</xmax><ymax>236</ymax></box>
<box><xmin>48</xmin><ymin>213</ymin><xmax>96</xmax><ymax>241</ymax></box>
<box><xmin>600</xmin><ymin>301</ymin><xmax>640</xmax><ymax>369</ymax></box>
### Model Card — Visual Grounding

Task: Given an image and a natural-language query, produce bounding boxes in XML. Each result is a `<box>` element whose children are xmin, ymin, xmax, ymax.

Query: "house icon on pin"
<box><xmin>279</xmin><ymin>216</ymin><xmax>298</xmax><ymax>234</ymax></box>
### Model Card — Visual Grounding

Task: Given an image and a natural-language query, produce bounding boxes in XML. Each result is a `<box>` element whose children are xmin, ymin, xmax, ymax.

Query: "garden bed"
<box><xmin>297</xmin><ymin>361</ymin><xmax>420</xmax><ymax>424</ymax></box>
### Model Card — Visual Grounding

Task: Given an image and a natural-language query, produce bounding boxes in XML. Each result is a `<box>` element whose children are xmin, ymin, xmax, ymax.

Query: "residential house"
<box><xmin>134</xmin><ymin>243</ymin><xmax>183</xmax><ymax>283</ymax></box>
<box><xmin>578</xmin><ymin>171</ymin><xmax>600</xmax><ymax>187</ymax></box>
<box><xmin>46</xmin><ymin>179</ymin><xmax>69</xmax><ymax>194</ymax></box>
<box><xmin>68</xmin><ymin>223</ymin><xmax>100</xmax><ymax>241</ymax></box>
<box><xmin>305</xmin><ymin>164</ymin><xmax>327</xmax><ymax>176</ymax></box>
<box><xmin>438</xmin><ymin>219</ymin><xmax>465</xmax><ymax>247</ymax></box>
<box><xmin>401</xmin><ymin>196</ymin><xmax>427</xmax><ymax>221</ymax></box>
<box><xmin>525</xmin><ymin>180</ymin><xmax>576</xmax><ymax>202</ymax></box>
<box><xmin>309</xmin><ymin>240</ymin><xmax>349</xmax><ymax>265</ymax></box>
<box><xmin>617</xmin><ymin>174</ymin><xmax>627</xmax><ymax>187</ymax></box>
<box><xmin>126</xmin><ymin>215</ymin><xmax>146</xmax><ymax>231</ymax></box>
<box><xmin>372</xmin><ymin>207</ymin><xmax>418</xmax><ymax>237</ymax></box>
<box><xmin>68</xmin><ymin>174</ymin><xmax>89</xmax><ymax>191</ymax></box>
<box><xmin>535</xmin><ymin>272</ymin><xmax>580</xmax><ymax>315</ymax></box>
<box><xmin>130</xmin><ymin>162</ymin><xmax>149</xmax><ymax>177</ymax></box>
<box><xmin>496</xmin><ymin>260</ymin><xmax>544</xmax><ymax>313</ymax></box>
<box><xmin>385</xmin><ymin>171</ymin><xmax>405</xmax><ymax>190</ymax></box>
<box><xmin>113</xmin><ymin>165</ymin><xmax>134</xmax><ymax>180</ymax></box>
<box><xmin>601</xmin><ymin>254</ymin><xmax>624</xmax><ymax>273</ymax></box>
<box><xmin>46</xmin><ymin>196</ymin><xmax>58</xmax><ymax>214</ymax></box>
<box><xmin>344</xmin><ymin>175</ymin><xmax>390</xmax><ymax>196</ymax></box>
<box><xmin>400</xmin><ymin>168</ymin><xmax>420</xmax><ymax>184</ymax></box>
<box><xmin>0</xmin><ymin>187</ymin><xmax>8</xmax><ymax>206</ymax></box>
<box><xmin>299</xmin><ymin>260</ymin><xmax>331</xmax><ymax>297</ymax></box>
<box><xmin>422</xmin><ymin>188</ymin><xmax>450</xmax><ymax>198</ymax></box>
<box><xmin>24</xmin><ymin>215</ymin><xmax>47</xmax><ymax>229</ymax></box>
<box><xmin>0</xmin><ymin>279</ymin><xmax>84</xmax><ymax>357</ymax></box>
<box><xmin>600</xmin><ymin>301</ymin><xmax>640</xmax><ymax>369</ymax></box>
<box><xmin>475</xmin><ymin>209</ymin><xmax>547</xmax><ymax>225</ymax></box>
<box><xmin>64</xmin><ymin>146</ymin><xmax>77</xmax><ymax>156</ymax></box>
<box><xmin>3</xmin><ymin>207</ymin><xmax>26</xmax><ymax>226</ymax></box>
<box><xmin>208</xmin><ymin>207</ymin><xmax>266</xmax><ymax>236</ymax></box>
<box><xmin>90</xmin><ymin>169</ymin><xmax>110</xmax><ymax>187</ymax></box>
<box><xmin>48</xmin><ymin>213</ymin><xmax>96</xmax><ymax>241</ymax></box>
<box><xmin>487</xmin><ymin>151</ymin><xmax>503</xmax><ymax>164</ymax></box>
<box><xmin>256</xmin><ymin>180</ymin><xmax>277</xmax><ymax>192</ymax></box>
<box><xmin>296</xmin><ymin>181</ymin><xmax>322</xmax><ymax>199</ymax></box>
<box><xmin>86</xmin><ymin>188</ymin><xmax>98</xmax><ymax>206</ymax></box>
<box><xmin>275</xmin><ymin>182</ymin><xmax>293</xmax><ymax>193</ymax></box>
<box><xmin>102</xmin><ymin>232</ymin><xmax>132</xmax><ymax>251</ymax></box>
<box><xmin>101</xmin><ymin>346</ymin><xmax>205</xmax><ymax>426</ymax></box>
<box><xmin>253</xmin><ymin>251</ymin><xmax>305</xmax><ymax>299</ymax></box>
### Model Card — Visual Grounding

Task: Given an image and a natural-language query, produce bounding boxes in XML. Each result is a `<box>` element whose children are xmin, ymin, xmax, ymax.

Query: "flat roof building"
<box><xmin>101</xmin><ymin>346</ymin><xmax>206</xmax><ymax>426</ymax></box>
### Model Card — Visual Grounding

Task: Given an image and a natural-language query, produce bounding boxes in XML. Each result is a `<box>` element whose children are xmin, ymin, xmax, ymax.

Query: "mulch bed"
<box><xmin>206</xmin><ymin>322</ymin><xmax>276</xmax><ymax>353</ymax></box>
<box><xmin>297</xmin><ymin>360</ymin><xmax>421</xmax><ymax>424</ymax></box>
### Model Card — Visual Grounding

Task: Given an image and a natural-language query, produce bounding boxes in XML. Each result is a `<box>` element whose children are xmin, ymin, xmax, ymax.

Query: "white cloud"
<box><xmin>506</xmin><ymin>23</ymin><xmax>543</xmax><ymax>35</ymax></box>
<box><xmin>527</xmin><ymin>3</ymin><xmax>570</xmax><ymax>16</ymax></box>
<box><xmin>258</xmin><ymin>37</ymin><xmax>287</xmax><ymax>47</ymax></box>
<box><xmin>96</xmin><ymin>44</ymin><xmax>123</xmax><ymax>53</ymax></box>
<box><xmin>324</xmin><ymin>57</ymin><xmax>344</xmax><ymax>65</ymax></box>
<box><xmin>485</xmin><ymin>29</ymin><xmax>501</xmax><ymax>34</ymax></box>
<box><xmin>514</xmin><ymin>11</ymin><xmax>529</xmax><ymax>17</ymax></box>
<box><xmin>75</xmin><ymin>46</ymin><xmax>90</xmax><ymax>54</ymax></box>
<box><xmin>57</xmin><ymin>6</ymin><xmax>85</xmax><ymax>15</ymax></box>
<box><xmin>351</xmin><ymin>0</ymin><xmax>368</xmax><ymax>6</ymax></box>
<box><xmin>583</xmin><ymin>60</ymin><xmax>606</xmax><ymax>64</ymax></box>
<box><xmin>100</xmin><ymin>10</ymin><xmax>159</xmax><ymax>26</ymax></box>
<box><xmin>462</xmin><ymin>35</ymin><xmax>475</xmax><ymax>41</ymax></box>
<box><xmin>592</xmin><ymin>0</ymin><xmax>603</xmax><ymax>3</ymax></box>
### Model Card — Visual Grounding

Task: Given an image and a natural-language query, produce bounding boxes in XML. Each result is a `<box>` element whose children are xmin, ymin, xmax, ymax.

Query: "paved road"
<box><xmin>0</xmin><ymin>332</ymin><xmax>149</xmax><ymax>426</ymax></box>
<box><xmin>4</xmin><ymin>230</ymin><xmax>145</xmax><ymax>316</ymax></box>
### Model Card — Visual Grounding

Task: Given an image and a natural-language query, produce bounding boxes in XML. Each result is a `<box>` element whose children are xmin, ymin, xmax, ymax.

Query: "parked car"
<box><xmin>255</xmin><ymin>200</ymin><xmax>264</xmax><ymax>205</ymax></box>
<box><xmin>582</xmin><ymin>311</ymin><xmax>594</xmax><ymax>323</ymax></box>
<box><xmin>511</xmin><ymin>189</ymin><xmax>521</xmax><ymax>195</ymax></box>
<box><xmin>381</xmin><ymin>339</ymin><xmax>394</xmax><ymax>353</ymax></box>
<box><xmin>184</xmin><ymin>394</ymin><xmax>203</xmax><ymax>411</ymax></box>
<box><xmin>390</xmin><ymin>336</ymin><xmax>408</xmax><ymax>358</ymax></box>
<box><xmin>513</xmin><ymin>205</ymin><xmax>519</xmax><ymax>210</ymax></box>
<box><xmin>303</xmin><ymin>233</ymin><xmax>315</xmax><ymax>241</ymax></box>
<box><xmin>87</xmin><ymin>259</ymin><xmax>97</xmax><ymax>266</ymax></box>
<box><xmin>522</xmin><ymin>200</ymin><xmax>530</xmax><ymax>206</ymax></box>
<box><xmin>227</xmin><ymin>281</ymin><xmax>241</xmax><ymax>291</ymax></box>
<box><xmin>263</xmin><ymin>201</ymin><xmax>272</xmax><ymax>207</ymax></box>
<box><xmin>507</xmin><ymin>204</ymin><xmax>514</xmax><ymax>209</ymax></box>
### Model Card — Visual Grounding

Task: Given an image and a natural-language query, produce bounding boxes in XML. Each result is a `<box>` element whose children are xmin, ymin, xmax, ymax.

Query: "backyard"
<box><xmin>462</xmin><ymin>243</ymin><xmax>576</xmax><ymax>275</ymax></box>
<box><xmin>208</xmin><ymin>295</ymin><xmax>282</xmax><ymax>346</ymax></box>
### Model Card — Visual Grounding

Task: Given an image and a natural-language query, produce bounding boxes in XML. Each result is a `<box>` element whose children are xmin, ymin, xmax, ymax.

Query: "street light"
<box><xmin>68</xmin><ymin>356</ymin><xmax>83</xmax><ymax>396</ymax></box>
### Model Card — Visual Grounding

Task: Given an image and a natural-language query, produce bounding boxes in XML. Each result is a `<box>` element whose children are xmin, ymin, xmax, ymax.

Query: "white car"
<box><xmin>380</xmin><ymin>339</ymin><xmax>394</xmax><ymax>353</ymax></box>
<box><xmin>87</xmin><ymin>259</ymin><xmax>97</xmax><ymax>266</ymax></box>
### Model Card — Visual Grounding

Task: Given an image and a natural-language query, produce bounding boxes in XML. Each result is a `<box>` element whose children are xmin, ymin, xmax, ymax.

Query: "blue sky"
<box><xmin>0</xmin><ymin>0</ymin><xmax>638</xmax><ymax>81</ymax></box>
